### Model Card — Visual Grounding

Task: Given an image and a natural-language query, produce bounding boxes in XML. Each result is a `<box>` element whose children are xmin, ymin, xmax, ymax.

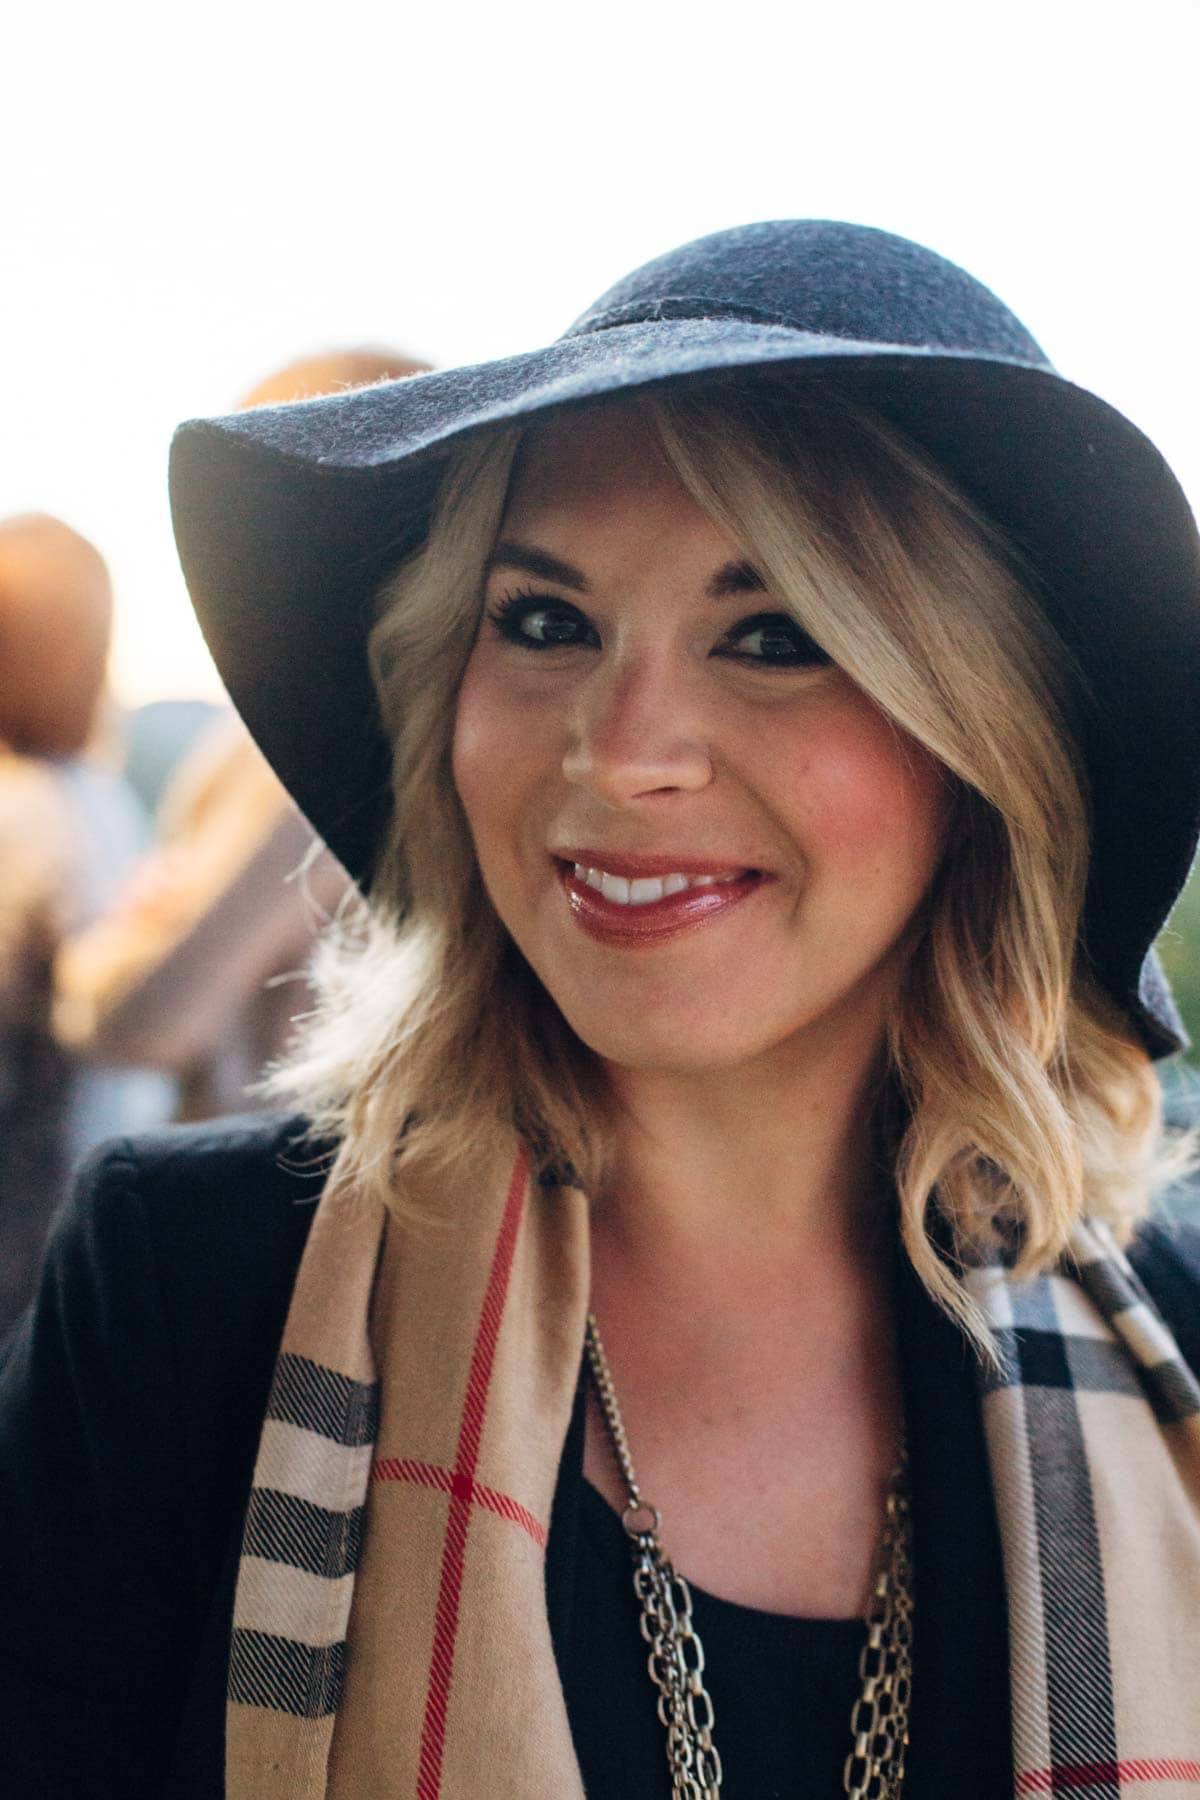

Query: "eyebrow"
<box><xmin>486</xmin><ymin>540</ymin><xmax>768</xmax><ymax>600</ymax></box>
<box><xmin>705</xmin><ymin>559</ymin><xmax>767</xmax><ymax>599</ymax></box>
<box><xmin>487</xmin><ymin>542</ymin><xmax>588</xmax><ymax>591</ymax></box>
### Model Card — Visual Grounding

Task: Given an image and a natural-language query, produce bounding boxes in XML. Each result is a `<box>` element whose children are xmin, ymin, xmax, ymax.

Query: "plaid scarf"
<box><xmin>226</xmin><ymin>1142</ymin><xmax>1200</xmax><ymax>1798</ymax></box>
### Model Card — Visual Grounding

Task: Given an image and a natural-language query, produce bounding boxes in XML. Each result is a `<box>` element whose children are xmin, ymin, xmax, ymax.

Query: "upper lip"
<box><xmin>551</xmin><ymin>848</ymin><xmax>761</xmax><ymax>878</ymax></box>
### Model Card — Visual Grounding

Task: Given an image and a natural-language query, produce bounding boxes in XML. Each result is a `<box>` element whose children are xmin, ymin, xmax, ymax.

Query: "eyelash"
<box><xmin>487</xmin><ymin>590</ymin><xmax>598</xmax><ymax>650</ymax></box>
<box><xmin>485</xmin><ymin>589</ymin><xmax>831</xmax><ymax>668</ymax></box>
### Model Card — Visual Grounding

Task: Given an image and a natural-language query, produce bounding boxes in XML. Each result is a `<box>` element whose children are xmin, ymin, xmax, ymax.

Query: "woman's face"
<box><xmin>452</xmin><ymin>403</ymin><xmax>952</xmax><ymax>1077</ymax></box>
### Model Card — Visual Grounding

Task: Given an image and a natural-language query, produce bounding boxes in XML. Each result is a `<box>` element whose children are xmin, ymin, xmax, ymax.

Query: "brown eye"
<box><xmin>722</xmin><ymin>612</ymin><xmax>831</xmax><ymax>667</ymax></box>
<box><xmin>487</xmin><ymin>592</ymin><xmax>599</xmax><ymax>649</ymax></box>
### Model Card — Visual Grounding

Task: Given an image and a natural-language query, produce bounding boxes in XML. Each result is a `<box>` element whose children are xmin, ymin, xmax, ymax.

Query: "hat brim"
<box><xmin>169</xmin><ymin>318</ymin><xmax>1200</xmax><ymax>1057</ymax></box>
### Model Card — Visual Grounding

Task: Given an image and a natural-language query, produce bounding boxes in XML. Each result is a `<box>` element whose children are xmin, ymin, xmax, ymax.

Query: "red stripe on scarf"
<box><xmin>371</xmin><ymin>1457</ymin><xmax>548</xmax><ymax>1547</ymax></box>
<box><xmin>1016</xmin><ymin>1759</ymin><xmax>1200</xmax><ymax>1793</ymax></box>
<box><xmin>416</xmin><ymin>1149</ymin><xmax>529</xmax><ymax>1800</ymax></box>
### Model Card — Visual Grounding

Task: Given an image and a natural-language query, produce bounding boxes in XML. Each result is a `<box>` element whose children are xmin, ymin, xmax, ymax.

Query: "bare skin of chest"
<box><xmin>583</xmin><ymin>1257</ymin><xmax>903</xmax><ymax>1620</ymax></box>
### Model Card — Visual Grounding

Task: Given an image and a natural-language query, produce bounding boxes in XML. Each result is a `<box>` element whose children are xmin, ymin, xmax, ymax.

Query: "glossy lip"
<box><xmin>553</xmin><ymin>856</ymin><xmax>768</xmax><ymax>947</ymax></box>
<box><xmin>552</xmin><ymin>847</ymin><xmax>761</xmax><ymax>879</ymax></box>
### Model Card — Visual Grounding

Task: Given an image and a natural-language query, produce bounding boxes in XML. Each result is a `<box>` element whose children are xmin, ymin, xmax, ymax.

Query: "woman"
<box><xmin>4</xmin><ymin>220</ymin><xmax>1200</xmax><ymax>1800</ymax></box>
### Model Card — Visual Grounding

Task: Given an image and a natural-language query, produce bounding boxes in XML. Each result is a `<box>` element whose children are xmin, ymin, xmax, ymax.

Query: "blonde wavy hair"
<box><xmin>272</xmin><ymin>374</ymin><xmax>1184</xmax><ymax>1347</ymax></box>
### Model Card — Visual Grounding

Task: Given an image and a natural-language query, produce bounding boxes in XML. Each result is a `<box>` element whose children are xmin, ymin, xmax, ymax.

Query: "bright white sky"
<box><xmin>2</xmin><ymin>0</ymin><xmax>1197</xmax><ymax>706</ymax></box>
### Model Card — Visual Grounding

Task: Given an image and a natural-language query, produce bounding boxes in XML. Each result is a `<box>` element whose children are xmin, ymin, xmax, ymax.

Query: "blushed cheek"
<box><xmin>450</xmin><ymin>664</ymin><xmax>504</xmax><ymax>849</ymax></box>
<box><xmin>451</xmin><ymin>666</ymin><xmax>560</xmax><ymax>879</ymax></box>
<box><xmin>796</xmin><ymin>729</ymin><xmax>949</xmax><ymax>878</ymax></box>
<box><xmin>455</xmin><ymin>657</ymin><xmax>554</xmax><ymax>775</ymax></box>
<box><xmin>449</xmin><ymin>693</ymin><xmax>481</xmax><ymax>826</ymax></box>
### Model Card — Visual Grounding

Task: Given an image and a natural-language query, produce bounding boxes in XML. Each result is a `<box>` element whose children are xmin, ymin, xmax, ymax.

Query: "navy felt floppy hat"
<box><xmin>169</xmin><ymin>219</ymin><xmax>1200</xmax><ymax>1058</ymax></box>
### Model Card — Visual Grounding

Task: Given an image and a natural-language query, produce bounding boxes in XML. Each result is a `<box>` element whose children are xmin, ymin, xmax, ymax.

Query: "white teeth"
<box><xmin>569</xmin><ymin>862</ymin><xmax>745</xmax><ymax>906</ymax></box>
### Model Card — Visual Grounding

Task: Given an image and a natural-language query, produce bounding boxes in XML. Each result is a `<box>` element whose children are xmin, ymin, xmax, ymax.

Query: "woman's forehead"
<box><xmin>494</xmin><ymin>420</ymin><xmax>743</xmax><ymax>594</ymax></box>
<box><xmin>504</xmin><ymin>399</ymin><xmax>680</xmax><ymax>522</ymax></box>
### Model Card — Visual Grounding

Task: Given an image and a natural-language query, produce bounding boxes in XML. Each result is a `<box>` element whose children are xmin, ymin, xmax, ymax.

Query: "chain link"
<box><xmin>586</xmin><ymin>1316</ymin><xmax>723</xmax><ymax>1798</ymax></box>
<box><xmin>843</xmin><ymin>1471</ymin><xmax>914</xmax><ymax>1798</ymax></box>
<box><xmin>585</xmin><ymin>1312</ymin><xmax>913</xmax><ymax>1800</ymax></box>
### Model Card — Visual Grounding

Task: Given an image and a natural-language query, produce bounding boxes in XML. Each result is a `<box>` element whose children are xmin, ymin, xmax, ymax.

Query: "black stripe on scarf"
<box><xmin>1074</xmin><ymin>1249</ymin><xmax>1200</xmax><ymax>1426</ymax></box>
<box><xmin>985</xmin><ymin>1327</ymin><xmax>1144</xmax><ymax>1399</ymax></box>
<box><xmin>265</xmin><ymin>1352</ymin><xmax>379</xmax><ymax>1445</ymax></box>
<box><xmin>243</xmin><ymin>1487</ymin><xmax>366</xmax><ymax>1580</ymax></box>
<box><xmin>229</xmin><ymin>1628</ymin><xmax>346</xmax><ymax>1718</ymax></box>
<box><xmin>1004</xmin><ymin>1280</ymin><xmax>1120</xmax><ymax>1794</ymax></box>
<box><xmin>230</xmin><ymin>1354</ymin><xmax>378</xmax><ymax>1724</ymax></box>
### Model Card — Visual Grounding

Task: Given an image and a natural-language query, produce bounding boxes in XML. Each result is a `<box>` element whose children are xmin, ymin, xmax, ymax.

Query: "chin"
<box><xmin>541</xmin><ymin>956</ymin><xmax>900</xmax><ymax>1080</ymax></box>
<box><xmin>549</xmin><ymin>995</ymin><xmax>800</xmax><ymax>1077</ymax></box>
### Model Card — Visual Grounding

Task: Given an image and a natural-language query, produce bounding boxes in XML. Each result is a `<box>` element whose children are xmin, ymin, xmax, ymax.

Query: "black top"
<box><xmin>567</xmin><ymin>1476</ymin><xmax>868</xmax><ymax>1799</ymax></box>
<box><xmin>2</xmin><ymin>1112</ymin><xmax>1198</xmax><ymax>1799</ymax></box>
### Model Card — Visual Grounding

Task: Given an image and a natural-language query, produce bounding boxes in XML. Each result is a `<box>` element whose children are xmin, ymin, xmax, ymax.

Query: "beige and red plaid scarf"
<box><xmin>227</xmin><ymin>1137</ymin><xmax>1200</xmax><ymax>1798</ymax></box>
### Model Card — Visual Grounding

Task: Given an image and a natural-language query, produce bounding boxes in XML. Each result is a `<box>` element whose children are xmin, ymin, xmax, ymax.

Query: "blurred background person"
<box><xmin>53</xmin><ymin>346</ymin><xmax>427</xmax><ymax>1121</ymax></box>
<box><xmin>0</xmin><ymin>513</ymin><xmax>173</xmax><ymax>1335</ymax></box>
<box><xmin>55</xmin><ymin>708</ymin><xmax>348</xmax><ymax>1117</ymax></box>
<box><xmin>120</xmin><ymin>695</ymin><xmax>223</xmax><ymax>818</ymax></box>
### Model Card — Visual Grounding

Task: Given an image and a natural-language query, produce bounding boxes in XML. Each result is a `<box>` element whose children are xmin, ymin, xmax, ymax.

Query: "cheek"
<box><xmin>451</xmin><ymin>656</ymin><xmax>558</xmax><ymax>853</ymax></box>
<box><xmin>450</xmin><ymin>663</ymin><xmax>504</xmax><ymax>844</ymax></box>
<box><xmin>780</xmin><ymin>711</ymin><xmax>948</xmax><ymax>876</ymax></box>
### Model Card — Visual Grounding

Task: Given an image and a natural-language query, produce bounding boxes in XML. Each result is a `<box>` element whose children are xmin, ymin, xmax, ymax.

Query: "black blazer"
<box><xmin>2</xmin><ymin>1113</ymin><xmax>1198</xmax><ymax>1799</ymax></box>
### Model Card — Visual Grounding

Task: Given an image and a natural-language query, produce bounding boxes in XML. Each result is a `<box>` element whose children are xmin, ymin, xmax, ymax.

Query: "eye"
<box><xmin>486</xmin><ymin>590</ymin><xmax>598</xmax><ymax>650</ymax></box>
<box><xmin>719</xmin><ymin>611</ymin><xmax>832</xmax><ymax>668</ymax></box>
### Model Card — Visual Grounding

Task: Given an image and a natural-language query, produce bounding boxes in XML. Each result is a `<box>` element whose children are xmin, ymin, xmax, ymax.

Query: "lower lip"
<box><xmin>556</xmin><ymin>863</ymin><xmax>767</xmax><ymax>946</ymax></box>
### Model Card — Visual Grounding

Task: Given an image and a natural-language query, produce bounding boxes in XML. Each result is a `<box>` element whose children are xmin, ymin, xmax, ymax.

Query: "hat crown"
<box><xmin>565</xmin><ymin>219</ymin><xmax>1050</xmax><ymax>366</ymax></box>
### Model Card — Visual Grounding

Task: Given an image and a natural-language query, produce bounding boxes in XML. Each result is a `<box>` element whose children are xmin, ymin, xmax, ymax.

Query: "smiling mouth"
<box><xmin>552</xmin><ymin>856</ymin><xmax>767</xmax><ymax>943</ymax></box>
<box><xmin>567</xmin><ymin>862</ymin><xmax>749</xmax><ymax>907</ymax></box>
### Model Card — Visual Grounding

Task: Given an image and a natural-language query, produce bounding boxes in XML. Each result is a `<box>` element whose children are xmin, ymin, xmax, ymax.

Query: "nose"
<box><xmin>561</xmin><ymin>657</ymin><xmax>713</xmax><ymax>804</ymax></box>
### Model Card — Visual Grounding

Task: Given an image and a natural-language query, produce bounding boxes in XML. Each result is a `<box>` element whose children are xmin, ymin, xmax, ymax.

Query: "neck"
<box><xmin>595</xmin><ymin>1017</ymin><xmax>895</xmax><ymax>1303</ymax></box>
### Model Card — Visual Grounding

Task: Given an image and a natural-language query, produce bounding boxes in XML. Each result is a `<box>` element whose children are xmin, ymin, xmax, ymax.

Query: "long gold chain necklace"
<box><xmin>584</xmin><ymin>1312</ymin><xmax>914</xmax><ymax>1800</ymax></box>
